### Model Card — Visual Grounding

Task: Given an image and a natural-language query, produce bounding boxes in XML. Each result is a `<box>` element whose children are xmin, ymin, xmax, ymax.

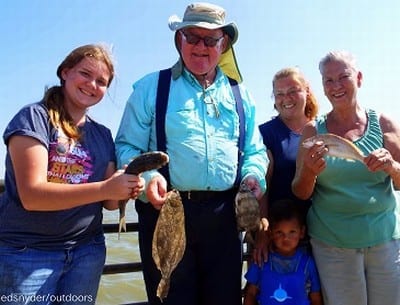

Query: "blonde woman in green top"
<box><xmin>292</xmin><ymin>50</ymin><xmax>400</xmax><ymax>305</ymax></box>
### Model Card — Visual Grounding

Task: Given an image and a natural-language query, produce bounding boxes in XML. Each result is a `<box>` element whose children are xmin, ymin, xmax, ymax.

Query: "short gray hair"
<box><xmin>319</xmin><ymin>50</ymin><xmax>358</xmax><ymax>75</ymax></box>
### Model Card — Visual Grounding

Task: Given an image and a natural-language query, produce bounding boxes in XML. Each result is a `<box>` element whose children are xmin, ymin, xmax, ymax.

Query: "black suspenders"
<box><xmin>155</xmin><ymin>68</ymin><xmax>245</xmax><ymax>187</ymax></box>
<box><xmin>155</xmin><ymin>69</ymin><xmax>172</xmax><ymax>184</ymax></box>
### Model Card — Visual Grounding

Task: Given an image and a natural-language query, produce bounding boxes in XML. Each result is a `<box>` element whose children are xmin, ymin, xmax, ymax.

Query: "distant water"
<box><xmin>97</xmin><ymin>201</ymin><xmax>147</xmax><ymax>305</ymax></box>
<box><xmin>97</xmin><ymin>201</ymin><xmax>249</xmax><ymax>305</ymax></box>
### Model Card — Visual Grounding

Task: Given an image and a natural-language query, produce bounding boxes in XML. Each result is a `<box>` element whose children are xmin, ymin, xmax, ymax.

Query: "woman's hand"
<box><xmin>103</xmin><ymin>170</ymin><xmax>144</xmax><ymax>200</ymax></box>
<box><xmin>364</xmin><ymin>148</ymin><xmax>394</xmax><ymax>172</ymax></box>
<box><xmin>303</xmin><ymin>140</ymin><xmax>328</xmax><ymax>176</ymax></box>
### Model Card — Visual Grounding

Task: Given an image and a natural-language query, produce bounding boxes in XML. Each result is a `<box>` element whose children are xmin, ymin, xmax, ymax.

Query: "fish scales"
<box><xmin>302</xmin><ymin>133</ymin><xmax>365</xmax><ymax>162</ymax></box>
<box><xmin>235</xmin><ymin>183</ymin><xmax>265</xmax><ymax>246</ymax></box>
<box><xmin>118</xmin><ymin>151</ymin><xmax>169</xmax><ymax>239</ymax></box>
<box><xmin>152</xmin><ymin>190</ymin><xmax>186</xmax><ymax>301</ymax></box>
<box><xmin>124</xmin><ymin>151</ymin><xmax>169</xmax><ymax>175</ymax></box>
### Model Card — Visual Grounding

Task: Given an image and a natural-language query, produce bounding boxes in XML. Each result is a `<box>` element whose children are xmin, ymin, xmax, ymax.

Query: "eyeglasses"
<box><xmin>273</xmin><ymin>88</ymin><xmax>303</xmax><ymax>99</ymax></box>
<box><xmin>180</xmin><ymin>31</ymin><xmax>224</xmax><ymax>47</ymax></box>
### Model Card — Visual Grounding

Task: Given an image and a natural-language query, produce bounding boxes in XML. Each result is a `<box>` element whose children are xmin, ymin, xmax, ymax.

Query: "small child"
<box><xmin>243</xmin><ymin>199</ymin><xmax>323</xmax><ymax>305</ymax></box>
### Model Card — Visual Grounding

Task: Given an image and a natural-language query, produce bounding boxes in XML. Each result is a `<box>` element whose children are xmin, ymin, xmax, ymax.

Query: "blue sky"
<box><xmin>1</xmin><ymin>0</ymin><xmax>400</xmax><ymax>176</ymax></box>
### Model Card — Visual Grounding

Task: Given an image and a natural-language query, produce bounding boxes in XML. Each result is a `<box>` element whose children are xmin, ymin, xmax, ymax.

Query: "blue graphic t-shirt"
<box><xmin>245</xmin><ymin>250</ymin><xmax>321</xmax><ymax>305</ymax></box>
<box><xmin>0</xmin><ymin>101</ymin><xmax>115</xmax><ymax>249</ymax></box>
<box><xmin>47</xmin><ymin>127</ymin><xmax>94</xmax><ymax>184</ymax></box>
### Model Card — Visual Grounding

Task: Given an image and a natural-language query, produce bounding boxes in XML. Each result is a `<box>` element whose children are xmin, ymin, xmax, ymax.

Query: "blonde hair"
<box><xmin>44</xmin><ymin>44</ymin><xmax>114</xmax><ymax>140</ymax></box>
<box><xmin>272</xmin><ymin>67</ymin><xmax>319</xmax><ymax>120</ymax></box>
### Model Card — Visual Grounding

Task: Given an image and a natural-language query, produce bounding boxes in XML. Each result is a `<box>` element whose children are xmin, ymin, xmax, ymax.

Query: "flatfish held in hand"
<box><xmin>302</xmin><ymin>133</ymin><xmax>365</xmax><ymax>162</ymax></box>
<box><xmin>118</xmin><ymin>151</ymin><xmax>169</xmax><ymax>239</ymax></box>
<box><xmin>235</xmin><ymin>183</ymin><xmax>267</xmax><ymax>246</ymax></box>
<box><xmin>152</xmin><ymin>189</ymin><xmax>186</xmax><ymax>302</ymax></box>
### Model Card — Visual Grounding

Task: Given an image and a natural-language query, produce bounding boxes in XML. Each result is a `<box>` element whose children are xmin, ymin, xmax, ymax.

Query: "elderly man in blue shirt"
<box><xmin>115</xmin><ymin>3</ymin><xmax>267</xmax><ymax>305</ymax></box>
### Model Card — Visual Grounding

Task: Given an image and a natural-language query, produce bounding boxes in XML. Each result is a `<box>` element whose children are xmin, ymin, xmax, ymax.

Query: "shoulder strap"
<box><xmin>155</xmin><ymin>68</ymin><xmax>172</xmax><ymax>184</ymax></box>
<box><xmin>155</xmin><ymin>71</ymin><xmax>245</xmax><ymax>188</ymax></box>
<box><xmin>229</xmin><ymin>77</ymin><xmax>245</xmax><ymax>187</ymax></box>
<box><xmin>296</xmin><ymin>253</ymin><xmax>310</xmax><ymax>275</ymax></box>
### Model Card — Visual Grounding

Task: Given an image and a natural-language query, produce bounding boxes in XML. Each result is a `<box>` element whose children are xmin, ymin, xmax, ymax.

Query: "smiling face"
<box><xmin>177</xmin><ymin>27</ymin><xmax>228</xmax><ymax>80</ymax></box>
<box><xmin>273</xmin><ymin>76</ymin><xmax>309</xmax><ymax>120</ymax></box>
<box><xmin>61</xmin><ymin>56</ymin><xmax>110</xmax><ymax>115</ymax></box>
<box><xmin>321</xmin><ymin>60</ymin><xmax>362</xmax><ymax>109</ymax></box>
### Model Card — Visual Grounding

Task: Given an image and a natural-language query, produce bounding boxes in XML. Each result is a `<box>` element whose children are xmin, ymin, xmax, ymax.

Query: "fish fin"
<box><xmin>118</xmin><ymin>200</ymin><xmax>127</xmax><ymax>240</ymax></box>
<box><xmin>118</xmin><ymin>216</ymin><xmax>127</xmax><ymax>240</ymax></box>
<box><xmin>244</xmin><ymin>231</ymin><xmax>255</xmax><ymax>246</ymax></box>
<box><xmin>156</xmin><ymin>277</ymin><xmax>170</xmax><ymax>301</ymax></box>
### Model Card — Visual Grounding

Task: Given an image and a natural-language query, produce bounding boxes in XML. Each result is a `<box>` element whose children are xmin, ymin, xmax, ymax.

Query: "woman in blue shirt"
<box><xmin>256</xmin><ymin>67</ymin><xmax>318</xmax><ymax>263</ymax></box>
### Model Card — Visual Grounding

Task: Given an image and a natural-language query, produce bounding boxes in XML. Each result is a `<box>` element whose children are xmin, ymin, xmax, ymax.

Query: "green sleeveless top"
<box><xmin>309</xmin><ymin>109</ymin><xmax>400</xmax><ymax>248</ymax></box>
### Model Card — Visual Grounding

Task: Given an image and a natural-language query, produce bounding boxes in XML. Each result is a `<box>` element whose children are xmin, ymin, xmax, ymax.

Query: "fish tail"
<box><xmin>156</xmin><ymin>277</ymin><xmax>170</xmax><ymax>301</ymax></box>
<box><xmin>118</xmin><ymin>200</ymin><xmax>127</xmax><ymax>240</ymax></box>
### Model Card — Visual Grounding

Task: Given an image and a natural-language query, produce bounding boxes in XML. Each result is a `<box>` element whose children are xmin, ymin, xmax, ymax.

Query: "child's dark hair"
<box><xmin>269</xmin><ymin>199</ymin><xmax>305</xmax><ymax>228</ymax></box>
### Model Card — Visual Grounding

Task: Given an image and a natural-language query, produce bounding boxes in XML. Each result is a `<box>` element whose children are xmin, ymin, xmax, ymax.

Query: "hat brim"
<box><xmin>169</xmin><ymin>15</ymin><xmax>238</xmax><ymax>45</ymax></box>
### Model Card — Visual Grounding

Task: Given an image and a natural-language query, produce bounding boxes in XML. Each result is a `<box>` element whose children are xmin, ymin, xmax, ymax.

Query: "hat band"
<box><xmin>183</xmin><ymin>14</ymin><xmax>224</xmax><ymax>26</ymax></box>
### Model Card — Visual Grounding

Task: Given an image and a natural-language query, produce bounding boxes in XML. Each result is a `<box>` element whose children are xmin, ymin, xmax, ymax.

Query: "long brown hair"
<box><xmin>44</xmin><ymin>44</ymin><xmax>114</xmax><ymax>140</ymax></box>
<box><xmin>272</xmin><ymin>67</ymin><xmax>319</xmax><ymax>120</ymax></box>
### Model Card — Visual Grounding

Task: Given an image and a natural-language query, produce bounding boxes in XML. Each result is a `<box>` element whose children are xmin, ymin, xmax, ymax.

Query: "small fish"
<box><xmin>152</xmin><ymin>190</ymin><xmax>186</xmax><ymax>301</ymax></box>
<box><xmin>302</xmin><ymin>133</ymin><xmax>365</xmax><ymax>162</ymax></box>
<box><xmin>118</xmin><ymin>151</ymin><xmax>169</xmax><ymax>239</ymax></box>
<box><xmin>235</xmin><ymin>183</ymin><xmax>268</xmax><ymax>246</ymax></box>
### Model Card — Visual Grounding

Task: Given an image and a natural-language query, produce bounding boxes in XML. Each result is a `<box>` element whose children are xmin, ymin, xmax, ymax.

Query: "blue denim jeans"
<box><xmin>0</xmin><ymin>234</ymin><xmax>106</xmax><ymax>305</ymax></box>
<box><xmin>310</xmin><ymin>238</ymin><xmax>400</xmax><ymax>305</ymax></box>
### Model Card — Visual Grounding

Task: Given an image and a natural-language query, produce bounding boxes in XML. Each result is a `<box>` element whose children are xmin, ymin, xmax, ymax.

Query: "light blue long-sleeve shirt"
<box><xmin>115</xmin><ymin>67</ymin><xmax>267</xmax><ymax>197</ymax></box>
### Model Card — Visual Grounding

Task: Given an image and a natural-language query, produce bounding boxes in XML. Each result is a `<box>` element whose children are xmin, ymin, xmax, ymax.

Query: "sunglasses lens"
<box><xmin>185</xmin><ymin>33</ymin><xmax>200</xmax><ymax>45</ymax></box>
<box><xmin>182</xmin><ymin>32</ymin><xmax>221</xmax><ymax>47</ymax></box>
<box><xmin>203</xmin><ymin>37</ymin><xmax>217</xmax><ymax>47</ymax></box>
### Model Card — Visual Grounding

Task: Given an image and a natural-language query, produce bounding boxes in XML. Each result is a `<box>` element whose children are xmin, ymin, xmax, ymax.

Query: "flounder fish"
<box><xmin>118</xmin><ymin>151</ymin><xmax>169</xmax><ymax>239</ymax></box>
<box><xmin>302</xmin><ymin>133</ymin><xmax>365</xmax><ymax>162</ymax></box>
<box><xmin>152</xmin><ymin>189</ymin><xmax>186</xmax><ymax>302</ymax></box>
<box><xmin>235</xmin><ymin>183</ymin><xmax>268</xmax><ymax>246</ymax></box>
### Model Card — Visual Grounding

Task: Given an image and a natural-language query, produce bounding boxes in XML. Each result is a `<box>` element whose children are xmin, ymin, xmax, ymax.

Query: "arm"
<box><xmin>243</xmin><ymin>283</ymin><xmax>259</xmax><ymax>305</ymax></box>
<box><xmin>308</xmin><ymin>256</ymin><xmax>324</xmax><ymax>305</ymax></box>
<box><xmin>115</xmin><ymin>74</ymin><xmax>158</xmax><ymax>168</ymax></box>
<box><xmin>309</xmin><ymin>291</ymin><xmax>324</xmax><ymax>305</ymax></box>
<box><xmin>365</xmin><ymin>113</ymin><xmax>400</xmax><ymax>189</ymax></box>
<box><xmin>115</xmin><ymin>73</ymin><xmax>167</xmax><ymax>206</ymax></box>
<box><xmin>292</xmin><ymin>123</ymin><xmax>326</xmax><ymax>200</ymax></box>
<box><xmin>9</xmin><ymin>135</ymin><xmax>139</xmax><ymax>211</ymax></box>
<box><xmin>261</xmin><ymin>149</ymin><xmax>274</xmax><ymax>218</ymax></box>
<box><xmin>102</xmin><ymin>162</ymin><xmax>145</xmax><ymax>210</ymax></box>
<box><xmin>252</xmin><ymin>150</ymin><xmax>272</xmax><ymax>264</ymax></box>
<box><xmin>240</xmin><ymin>87</ymin><xmax>268</xmax><ymax>196</ymax></box>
